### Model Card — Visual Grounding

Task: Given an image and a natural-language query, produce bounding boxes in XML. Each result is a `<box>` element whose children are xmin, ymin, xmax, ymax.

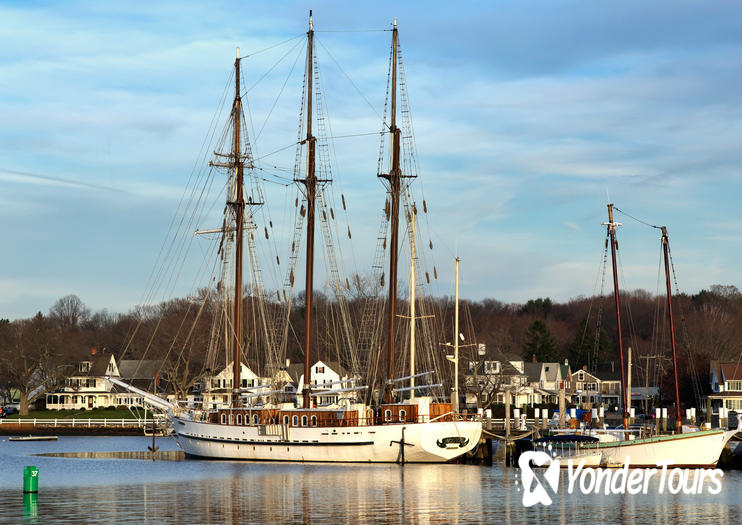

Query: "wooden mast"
<box><xmin>661</xmin><ymin>226</ymin><xmax>683</xmax><ymax>433</ymax></box>
<box><xmin>382</xmin><ymin>18</ymin><xmax>402</xmax><ymax>404</ymax></box>
<box><xmin>409</xmin><ymin>211</ymin><xmax>416</xmax><ymax>399</ymax></box>
<box><xmin>300</xmin><ymin>11</ymin><xmax>316</xmax><ymax>409</ymax></box>
<box><xmin>231</xmin><ymin>48</ymin><xmax>245</xmax><ymax>408</ymax></box>
<box><xmin>604</xmin><ymin>204</ymin><xmax>629</xmax><ymax>433</ymax></box>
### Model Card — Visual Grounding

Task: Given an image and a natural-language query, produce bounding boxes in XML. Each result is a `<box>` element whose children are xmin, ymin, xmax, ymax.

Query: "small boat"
<box><xmin>533</xmin><ymin>435</ymin><xmax>603</xmax><ymax>467</ymax></box>
<box><xmin>9</xmin><ymin>436</ymin><xmax>59</xmax><ymax>441</ymax></box>
<box><xmin>580</xmin><ymin>207</ymin><xmax>741</xmax><ymax>467</ymax></box>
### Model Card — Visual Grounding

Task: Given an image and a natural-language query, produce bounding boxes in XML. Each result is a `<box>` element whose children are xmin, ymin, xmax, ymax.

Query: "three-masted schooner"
<box><xmin>114</xmin><ymin>13</ymin><xmax>481</xmax><ymax>463</ymax></box>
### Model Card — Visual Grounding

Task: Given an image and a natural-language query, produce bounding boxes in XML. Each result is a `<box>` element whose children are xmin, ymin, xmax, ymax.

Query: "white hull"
<box><xmin>589</xmin><ymin>428</ymin><xmax>739</xmax><ymax>468</ymax></box>
<box><xmin>171</xmin><ymin>416</ymin><xmax>482</xmax><ymax>463</ymax></box>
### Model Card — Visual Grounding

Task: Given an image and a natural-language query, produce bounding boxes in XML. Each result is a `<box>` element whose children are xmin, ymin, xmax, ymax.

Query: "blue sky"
<box><xmin>2</xmin><ymin>1</ymin><xmax>741</xmax><ymax>320</ymax></box>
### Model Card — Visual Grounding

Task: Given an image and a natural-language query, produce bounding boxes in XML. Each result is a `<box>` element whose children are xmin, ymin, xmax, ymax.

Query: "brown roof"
<box><xmin>721</xmin><ymin>363</ymin><xmax>742</xmax><ymax>381</ymax></box>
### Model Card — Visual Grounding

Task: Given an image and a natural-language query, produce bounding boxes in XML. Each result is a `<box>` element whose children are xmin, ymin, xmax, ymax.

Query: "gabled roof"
<box><xmin>500</xmin><ymin>361</ymin><xmax>525</xmax><ymax>377</ymax></box>
<box><xmin>572</xmin><ymin>369</ymin><xmax>600</xmax><ymax>382</ymax></box>
<box><xmin>314</xmin><ymin>360</ymin><xmax>349</xmax><ymax>378</ymax></box>
<box><xmin>73</xmin><ymin>355</ymin><xmax>116</xmax><ymax>377</ymax></box>
<box><xmin>720</xmin><ymin>363</ymin><xmax>742</xmax><ymax>382</ymax></box>
<box><xmin>523</xmin><ymin>362</ymin><xmax>543</xmax><ymax>383</ymax></box>
<box><xmin>542</xmin><ymin>363</ymin><xmax>560</xmax><ymax>382</ymax></box>
<box><xmin>118</xmin><ymin>360</ymin><xmax>163</xmax><ymax>381</ymax></box>
<box><xmin>593</xmin><ymin>368</ymin><xmax>622</xmax><ymax>382</ymax></box>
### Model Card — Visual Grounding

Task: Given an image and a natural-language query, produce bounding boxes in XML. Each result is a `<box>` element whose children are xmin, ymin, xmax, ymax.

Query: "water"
<box><xmin>0</xmin><ymin>436</ymin><xmax>740</xmax><ymax>524</ymax></box>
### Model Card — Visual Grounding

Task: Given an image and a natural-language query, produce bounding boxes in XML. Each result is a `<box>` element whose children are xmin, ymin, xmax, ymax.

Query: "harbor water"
<box><xmin>0</xmin><ymin>436</ymin><xmax>740</xmax><ymax>524</ymax></box>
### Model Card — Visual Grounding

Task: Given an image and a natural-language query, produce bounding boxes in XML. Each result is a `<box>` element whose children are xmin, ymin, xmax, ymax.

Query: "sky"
<box><xmin>1</xmin><ymin>0</ymin><xmax>741</xmax><ymax>320</ymax></box>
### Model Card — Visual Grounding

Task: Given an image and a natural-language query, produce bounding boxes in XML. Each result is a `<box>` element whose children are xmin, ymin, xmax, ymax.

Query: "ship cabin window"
<box><xmin>311</xmin><ymin>415</ymin><xmax>317</xmax><ymax>427</ymax></box>
<box><xmin>236</xmin><ymin>414</ymin><xmax>242</xmax><ymax>425</ymax></box>
<box><xmin>292</xmin><ymin>415</ymin><xmax>299</xmax><ymax>427</ymax></box>
<box><xmin>220</xmin><ymin>413</ymin><xmax>227</xmax><ymax>425</ymax></box>
<box><xmin>254</xmin><ymin>414</ymin><xmax>260</xmax><ymax>425</ymax></box>
<box><xmin>399</xmin><ymin>409</ymin><xmax>406</xmax><ymax>422</ymax></box>
<box><xmin>384</xmin><ymin>409</ymin><xmax>392</xmax><ymax>422</ymax></box>
<box><xmin>301</xmin><ymin>415</ymin><xmax>308</xmax><ymax>427</ymax></box>
<box><xmin>228</xmin><ymin>413</ymin><xmax>234</xmax><ymax>425</ymax></box>
<box><xmin>284</xmin><ymin>415</ymin><xmax>290</xmax><ymax>426</ymax></box>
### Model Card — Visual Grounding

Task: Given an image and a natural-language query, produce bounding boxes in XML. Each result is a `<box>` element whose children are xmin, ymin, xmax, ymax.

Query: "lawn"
<box><xmin>3</xmin><ymin>408</ymin><xmax>149</xmax><ymax>420</ymax></box>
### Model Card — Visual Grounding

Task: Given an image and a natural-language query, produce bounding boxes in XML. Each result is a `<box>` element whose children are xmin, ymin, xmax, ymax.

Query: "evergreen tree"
<box><xmin>568</xmin><ymin>318</ymin><xmax>614</xmax><ymax>370</ymax></box>
<box><xmin>522</xmin><ymin>319</ymin><xmax>558</xmax><ymax>362</ymax></box>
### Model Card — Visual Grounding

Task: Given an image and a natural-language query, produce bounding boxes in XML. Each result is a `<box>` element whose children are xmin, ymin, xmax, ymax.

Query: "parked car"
<box><xmin>1</xmin><ymin>405</ymin><xmax>18</xmax><ymax>417</ymax></box>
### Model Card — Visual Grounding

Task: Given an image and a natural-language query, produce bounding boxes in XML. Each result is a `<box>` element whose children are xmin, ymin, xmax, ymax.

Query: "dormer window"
<box><xmin>79</xmin><ymin>361</ymin><xmax>92</xmax><ymax>373</ymax></box>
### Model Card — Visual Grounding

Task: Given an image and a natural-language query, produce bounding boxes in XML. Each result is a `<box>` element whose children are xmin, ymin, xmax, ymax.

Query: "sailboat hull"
<box><xmin>171</xmin><ymin>417</ymin><xmax>482</xmax><ymax>463</ymax></box>
<box><xmin>588</xmin><ymin>428</ymin><xmax>738</xmax><ymax>468</ymax></box>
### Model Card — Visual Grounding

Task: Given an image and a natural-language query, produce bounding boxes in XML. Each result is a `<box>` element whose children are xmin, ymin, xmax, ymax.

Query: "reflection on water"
<box><xmin>0</xmin><ymin>437</ymin><xmax>740</xmax><ymax>524</ymax></box>
<box><xmin>35</xmin><ymin>451</ymin><xmax>186</xmax><ymax>461</ymax></box>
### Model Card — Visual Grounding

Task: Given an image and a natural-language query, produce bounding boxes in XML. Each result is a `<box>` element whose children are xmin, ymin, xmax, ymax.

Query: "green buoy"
<box><xmin>23</xmin><ymin>466</ymin><xmax>39</xmax><ymax>493</ymax></box>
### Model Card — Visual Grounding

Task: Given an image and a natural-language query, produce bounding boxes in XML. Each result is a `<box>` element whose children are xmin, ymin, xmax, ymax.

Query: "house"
<box><xmin>572</xmin><ymin>368</ymin><xmax>602</xmax><ymax>407</ymax></box>
<box><xmin>45</xmin><ymin>353</ymin><xmax>136</xmax><ymax>410</ymax></box>
<box><xmin>308</xmin><ymin>360</ymin><xmax>356</xmax><ymax>405</ymax></box>
<box><xmin>200</xmin><ymin>362</ymin><xmax>264</xmax><ymax>409</ymax></box>
<box><xmin>595</xmin><ymin>368</ymin><xmax>622</xmax><ymax>410</ymax></box>
<box><xmin>709</xmin><ymin>361</ymin><xmax>742</xmax><ymax>413</ymax></box>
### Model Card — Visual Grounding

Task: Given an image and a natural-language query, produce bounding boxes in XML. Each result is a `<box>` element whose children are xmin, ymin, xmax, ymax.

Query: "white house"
<box><xmin>45</xmin><ymin>353</ymin><xmax>147</xmax><ymax>410</ymax></box>
<box><xmin>309</xmin><ymin>360</ymin><xmax>355</xmax><ymax>405</ymax></box>
<box><xmin>199</xmin><ymin>362</ymin><xmax>264</xmax><ymax>409</ymax></box>
<box><xmin>709</xmin><ymin>361</ymin><xmax>742</xmax><ymax>412</ymax></box>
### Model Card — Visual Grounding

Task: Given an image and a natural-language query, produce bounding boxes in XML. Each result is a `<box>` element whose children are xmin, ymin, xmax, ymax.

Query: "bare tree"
<box><xmin>49</xmin><ymin>294</ymin><xmax>91</xmax><ymax>329</ymax></box>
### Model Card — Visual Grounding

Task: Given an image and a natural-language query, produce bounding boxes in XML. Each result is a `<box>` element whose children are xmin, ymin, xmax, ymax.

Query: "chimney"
<box><xmin>583</xmin><ymin>365</ymin><xmax>588</xmax><ymax>371</ymax></box>
<box><xmin>531</xmin><ymin>354</ymin><xmax>537</xmax><ymax>363</ymax></box>
<box><xmin>91</xmin><ymin>347</ymin><xmax>98</xmax><ymax>356</ymax></box>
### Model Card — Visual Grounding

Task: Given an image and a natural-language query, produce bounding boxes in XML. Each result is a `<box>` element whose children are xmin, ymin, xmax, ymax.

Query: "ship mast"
<box><xmin>231</xmin><ymin>48</ymin><xmax>245</xmax><ymax>407</ymax></box>
<box><xmin>299</xmin><ymin>11</ymin><xmax>317</xmax><ymax>409</ymax></box>
<box><xmin>661</xmin><ymin>226</ymin><xmax>683</xmax><ymax>433</ymax></box>
<box><xmin>604</xmin><ymin>204</ymin><xmax>629</xmax><ymax>433</ymax></box>
<box><xmin>381</xmin><ymin>18</ymin><xmax>402</xmax><ymax>404</ymax></box>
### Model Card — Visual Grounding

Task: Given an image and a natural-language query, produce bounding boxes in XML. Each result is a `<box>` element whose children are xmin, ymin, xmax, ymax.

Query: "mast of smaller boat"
<box><xmin>604</xmin><ymin>204</ymin><xmax>629</xmax><ymax>433</ymax></box>
<box><xmin>453</xmin><ymin>257</ymin><xmax>460</xmax><ymax>414</ymax></box>
<box><xmin>231</xmin><ymin>47</ymin><xmax>245</xmax><ymax>408</ymax></box>
<box><xmin>299</xmin><ymin>11</ymin><xmax>317</xmax><ymax>409</ymax></box>
<box><xmin>382</xmin><ymin>18</ymin><xmax>402</xmax><ymax>404</ymax></box>
<box><xmin>661</xmin><ymin>226</ymin><xmax>682</xmax><ymax>433</ymax></box>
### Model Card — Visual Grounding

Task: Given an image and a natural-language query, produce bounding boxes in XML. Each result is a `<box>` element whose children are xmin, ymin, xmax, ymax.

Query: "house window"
<box><xmin>311</xmin><ymin>415</ymin><xmax>317</xmax><ymax>427</ymax></box>
<box><xmin>254</xmin><ymin>415</ymin><xmax>260</xmax><ymax>425</ymax></box>
<box><xmin>292</xmin><ymin>416</ymin><xmax>298</xmax><ymax>427</ymax></box>
<box><xmin>236</xmin><ymin>414</ymin><xmax>243</xmax><ymax>425</ymax></box>
<box><xmin>283</xmin><ymin>415</ymin><xmax>289</xmax><ymax>426</ymax></box>
<box><xmin>301</xmin><ymin>415</ymin><xmax>308</xmax><ymax>427</ymax></box>
<box><xmin>399</xmin><ymin>409</ymin><xmax>406</xmax><ymax>422</ymax></box>
<box><xmin>316</xmin><ymin>366</ymin><xmax>325</xmax><ymax>374</ymax></box>
<box><xmin>242</xmin><ymin>379</ymin><xmax>247</xmax><ymax>388</ymax></box>
<box><xmin>220</xmin><ymin>413</ymin><xmax>227</xmax><ymax>425</ymax></box>
<box><xmin>727</xmin><ymin>381</ymin><xmax>742</xmax><ymax>391</ymax></box>
<box><xmin>578</xmin><ymin>372</ymin><xmax>584</xmax><ymax>381</ymax></box>
<box><xmin>384</xmin><ymin>409</ymin><xmax>392</xmax><ymax>422</ymax></box>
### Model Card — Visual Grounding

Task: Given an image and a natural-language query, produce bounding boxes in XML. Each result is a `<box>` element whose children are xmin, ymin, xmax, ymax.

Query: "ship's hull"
<box><xmin>171</xmin><ymin>416</ymin><xmax>482</xmax><ymax>463</ymax></box>
<box><xmin>588</xmin><ymin>428</ymin><xmax>738</xmax><ymax>468</ymax></box>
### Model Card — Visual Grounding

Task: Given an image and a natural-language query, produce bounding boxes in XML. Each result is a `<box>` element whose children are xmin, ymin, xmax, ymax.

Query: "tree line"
<box><xmin>1</xmin><ymin>284</ymin><xmax>741</xmax><ymax>414</ymax></box>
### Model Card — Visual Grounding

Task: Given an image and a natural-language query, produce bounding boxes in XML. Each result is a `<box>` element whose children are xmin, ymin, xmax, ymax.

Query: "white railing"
<box><xmin>0</xmin><ymin>418</ymin><xmax>160</xmax><ymax>428</ymax></box>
